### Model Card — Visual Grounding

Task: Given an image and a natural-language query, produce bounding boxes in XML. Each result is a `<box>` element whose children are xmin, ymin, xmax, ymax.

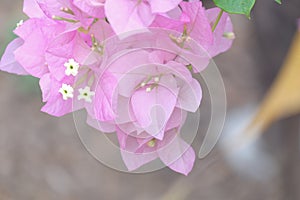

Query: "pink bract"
<box><xmin>0</xmin><ymin>0</ymin><xmax>235</xmax><ymax>175</ymax></box>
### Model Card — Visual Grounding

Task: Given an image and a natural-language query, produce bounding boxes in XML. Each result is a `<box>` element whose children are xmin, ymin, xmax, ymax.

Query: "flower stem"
<box><xmin>212</xmin><ymin>10</ymin><xmax>224</xmax><ymax>32</ymax></box>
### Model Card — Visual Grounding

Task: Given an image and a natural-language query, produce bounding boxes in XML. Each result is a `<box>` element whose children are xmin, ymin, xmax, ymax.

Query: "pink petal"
<box><xmin>149</xmin><ymin>0</ymin><xmax>181</xmax><ymax>13</ymax></box>
<box><xmin>73</xmin><ymin>0</ymin><xmax>105</xmax><ymax>18</ymax></box>
<box><xmin>165</xmin><ymin>108</ymin><xmax>187</xmax><ymax>131</ymax></box>
<box><xmin>23</xmin><ymin>0</ymin><xmax>45</xmax><ymax>18</ymax></box>
<box><xmin>105</xmin><ymin>0</ymin><xmax>154</xmax><ymax>34</ymax></box>
<box><xmin>115</xmin><ymin>96</ymin><xmax>135</xmax><ymax>124</ymax></box>
<box><xmin>158</xmin><ymin>130</ymin><xmax>195</xmax><ymax>175</ymax></box>
<box><xmin>40</xmin><ymin>75</ymin><xmax>75</xmax><ymax>117</ymax></box>
<box><xmin>0</xmin><ymin>38</ymin><xmax>28</xmax><ymax>75</ymax></box>
<box><xmin>176</xmin><ymin>79</ymin><xmax>202</xmax><ymax>112</ymax></box>
<box><xmin>39</xmin><ymin>73</ymin><xmax>51</xmax><ymax>102</ymax></box>
<box><xmin>93</xmin><ymin>72</ymin><xmax>118</xmax><ymax>121</ymax></box>
<box><xmin>206</xmin><ymin>8</ymin><xmax>234</xmax><ymax>57</ymax></box>
<box><xmin>14</xmin><ymin>30</ymin><xmax>49</xmax><ymax>78</ymax></box>
<box><xmin>116</xmin><ymin>127</ymin><xmax>158</xmax><ymax>171</ymax></box>
<box><xmin>167</xmin><ymin>145</ymin><xmax>195</xmax><ymax>176</ymax></box>
<box><xmin>120</xmin><ymin>149</ymin><xmax>158</xmax><ymax>171</ymax></box>
<box><xmin>130</xmin><ymin>82</ymin><xmax>178</xmax><ymax>139</ymax></box>
<box><xmin>180</xmin><ymin>1</ymin><xmax>213</xmax><ymax>49</ymax></box>
<box><xmin>155</xmin><ymin>34</ymin><xmax>210</xmax><ymax>73</ymax></box>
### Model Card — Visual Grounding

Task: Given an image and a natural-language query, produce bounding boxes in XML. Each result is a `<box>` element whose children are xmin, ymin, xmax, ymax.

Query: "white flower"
<box><xmin>64</xmin><ymin>59</ymin><xmax>80</xmax><ymax>76</ymax></box>
<box><xmin>78</xmin><ymin>86</ymin><xmax>95</xmax><ymax>103</ymax></box>
<box><xmin>16</xmin><ymin>20</ymin><xmax>24</xmax><ymax>28</ymax></box>
<box><xmin>59</xmin><ymin>84</ymin><xmax>74</xmax><ymax>100</ymax></box>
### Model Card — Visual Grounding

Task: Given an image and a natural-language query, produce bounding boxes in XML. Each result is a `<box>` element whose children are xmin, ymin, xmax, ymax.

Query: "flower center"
<box><xmin>147</xmin><ymin>139</ymin><xmax>156</xmax><ymax>147</ymax></box>
<box><xmin>138</xmin><ymin>75</ymin><xmax>161</xmax><ymax>92</ymax></box>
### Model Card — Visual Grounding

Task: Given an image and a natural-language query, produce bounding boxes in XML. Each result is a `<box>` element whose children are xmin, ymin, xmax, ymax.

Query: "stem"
<box><xmin>212</xmin><ymin>10</ymin><xmax>224</xmax><ymax>32</ymax></box>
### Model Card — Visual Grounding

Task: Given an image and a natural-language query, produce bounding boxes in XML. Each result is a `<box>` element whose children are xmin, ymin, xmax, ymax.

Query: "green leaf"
<box><xmin>275</xmin><ymin>0</ymin><xmax>282</xmax><ymax>4</ymax></box>
<box><xmin>213</xmin><ymin>0</ymin><xmax>256</xmax><ymax>18</ymax></box>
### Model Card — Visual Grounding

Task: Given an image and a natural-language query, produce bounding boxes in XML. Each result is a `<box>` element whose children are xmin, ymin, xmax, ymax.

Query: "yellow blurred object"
<box><xmin>246</xmin><ymin>28</ymin><xmax>300</xmax><ymax>138</ymax></box>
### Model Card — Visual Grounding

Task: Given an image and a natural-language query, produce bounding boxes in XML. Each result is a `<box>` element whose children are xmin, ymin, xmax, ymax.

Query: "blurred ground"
<box><xmin>0</xmin><ymin>0</ymin><xmax>300</xmax><ymax>200</ymax></box>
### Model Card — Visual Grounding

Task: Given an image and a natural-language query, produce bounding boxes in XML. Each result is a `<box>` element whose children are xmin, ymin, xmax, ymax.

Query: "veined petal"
<box><xmin>23</xmin><ymin>0</ymin><xmax>45</xmax><ymax>18</ymax></box>
<box><xmin>93</xmin><ymin>72</ymin><xmax>118</xmax><ymax>121</ymax></box>
<box><xmin>0</xmin><ymin>38</ymin><xmax>28</xmax><ymax>75</ymax></box>
<box><xmin>206</xmin><ymin>8</ymin><xmax>234</xmax><ymax>57</ymax></box>
<box><xmin>149</xmin><ymin>0</ymin><xmax>181</xmax><ymax>13</ymax></box>
<box><xmin>105</xmin><ymin>0</ymin><xmax>154</xmax><ymax>34</ymax></box>
<box><xmin>158</xmin><ymin>130</ymin><xmax>195</xmax><ymax>176</ymax></box>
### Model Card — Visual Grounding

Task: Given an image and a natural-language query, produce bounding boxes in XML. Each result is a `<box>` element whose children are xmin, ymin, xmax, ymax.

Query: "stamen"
<box><xmin>60</xmin><ymin>7</ymin><xmax>75</xmax><ymax>15</ymax></box>
<box><xmin>52</xmin><ymin>15</ymin><xmax>79</xmax><ymax>23</ymax></box>
<box><xmin>153</xmin><ymin>76</ymin><xmax>160</xmax><ymax>83</ymax></box>
<box><xmin>223</xmin><ymin>32</ymin><xmax>236</xmax><ymax>40</ymax></box>
<box><xmin>140</xmin><ymin>82</ymin><xmax>146</xmax><ymax>87</ymax></box>
<box><xmin>91</xmin><ymin>34</ymin><xmax>104</xmax><ymax>54</ymax></box>
<box><xmin>146</xmin><ymin>87</ymin><xmax>152</xmax><ymax>92</ymax></box>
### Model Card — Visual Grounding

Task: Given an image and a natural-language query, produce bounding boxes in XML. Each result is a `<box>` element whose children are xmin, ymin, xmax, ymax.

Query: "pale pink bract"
<box><xmin>0</xmin><ymin>0</ymin><xmax>234</xmax><ymax>175</ymax></box>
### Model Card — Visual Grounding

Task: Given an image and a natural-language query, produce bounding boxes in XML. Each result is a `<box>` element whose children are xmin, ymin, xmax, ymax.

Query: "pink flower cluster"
<box><xmin>0</xmin><ymin>0</ymin><xmax>234</xmax><ymax>175</ymax></box>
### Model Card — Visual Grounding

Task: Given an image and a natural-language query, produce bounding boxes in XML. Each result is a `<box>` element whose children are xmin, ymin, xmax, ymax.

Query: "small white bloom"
<box><xmin>59</xmin><ymin>84</ymin><xmax>74</xmax><ymax>100</ymax></box>
<box><xmin>16</xmin><ymin>20</ymin><xmax>24</xmax><ymax>28</ymax></box>
<box><xmin>78</xmin><ymin>86</ymin><xmax>95</xmax><ymax>103</ymax></box>
<box><xmin>64</xmin><ymin>59</ymin><xmax>80</xmax><ymax>76</ymax></box>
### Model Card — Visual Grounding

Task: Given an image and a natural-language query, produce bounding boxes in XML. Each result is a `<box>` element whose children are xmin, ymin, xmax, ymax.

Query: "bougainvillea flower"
<box><xmin>179</xmin><ymin>1</ymin><xmax>213</xmax><ymax>50</ymax></box>
<box><xmin>39</xmin><ymin>73</ymin><xmax>76</xmax><ymax>116</ymax></box>
<box><xmin>117</xmin><ymin>124</ymin><xmax>196</xmax><ymax>175</ymax></box>
<box><xmin>206</xmin><ymin>8</ymin><xmax>234</xmax><ymax>57</ymax></box>
<box><xmin>0</xmin><ymin>0</ymin><xmax>235</xmax><ymax>175</ymax></box>
<box><xmin>89</xmin><ymin>49</ymin><xmax>201</xmax><ymax>140</ymax></box>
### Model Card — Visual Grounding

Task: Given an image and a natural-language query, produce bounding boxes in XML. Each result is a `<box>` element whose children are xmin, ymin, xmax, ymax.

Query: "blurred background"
<box><xmin>0</xmin><ymin>0</ymin><xmax>300</xmax><ymax>199</ymax></box>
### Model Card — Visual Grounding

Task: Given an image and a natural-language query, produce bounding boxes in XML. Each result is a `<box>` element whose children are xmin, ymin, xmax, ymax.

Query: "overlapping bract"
<box><xmin>0</xmin><ymin>0</ymin><xmax>234</xmax><ymax>175</ymax></box>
